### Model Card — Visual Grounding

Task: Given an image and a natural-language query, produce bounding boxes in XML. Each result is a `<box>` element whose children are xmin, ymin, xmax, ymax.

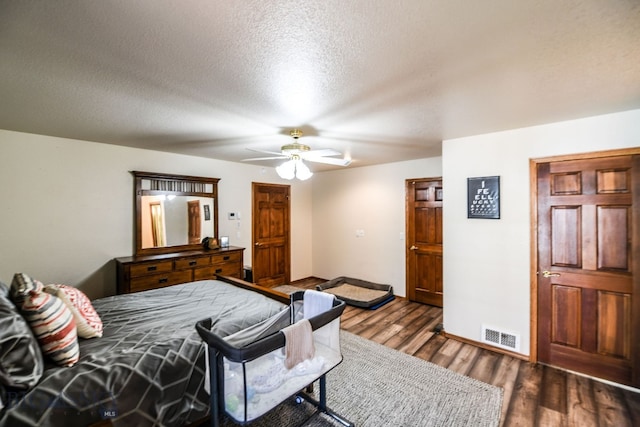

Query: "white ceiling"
<box><xmin>1</xmin><ymin>1</ymin><xmax>639</xmax><ymax>172</ymax></box>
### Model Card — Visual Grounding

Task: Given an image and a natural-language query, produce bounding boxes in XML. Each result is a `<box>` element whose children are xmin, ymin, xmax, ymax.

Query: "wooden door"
<box><xmin>251</xmin><ymin>183</ymin><xmax>290</xmax><ymax>287</ymax></box>
<box><xmin>406</xmin><ymin>178</ymin><xmax>443</xmax><ymax>307</ymax></box>
<box><xmin>149</xmin><ymin>202</ymin><xmax>165</xmax><ymax>247</ymax></box>
<box><xmin>537</xmin><ymin>154</ymin><xmax>639</xmax><ymax>387</ymax></box>
<box><xmin>187</xmin><ymin>200</ymin><xmax>201</xmax><ymax>245</ymax></box>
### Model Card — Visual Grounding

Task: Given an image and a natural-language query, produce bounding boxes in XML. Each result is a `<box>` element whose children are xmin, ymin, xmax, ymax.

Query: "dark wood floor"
<box><xmin>293</xmin><ymin>278</ymin><xmax>640</xmax><ymax>427</ymax></box>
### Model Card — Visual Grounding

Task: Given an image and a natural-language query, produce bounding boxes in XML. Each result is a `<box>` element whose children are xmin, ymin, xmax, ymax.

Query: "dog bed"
<box><xmin>316</xmin><ymin>276</ymin><xmax>394</xmax><ymax>309</ymax></box>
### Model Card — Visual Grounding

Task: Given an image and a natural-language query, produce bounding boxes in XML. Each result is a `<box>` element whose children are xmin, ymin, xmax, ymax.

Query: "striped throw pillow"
<box><xmin>20</xmin><ymin>291</ymin><xmax>79</xmax><ymax>367</ymax></box>
<box><xmin>9</xmin><ymin>272</ymin><xmax>44</xmax><ymax>304</ymax></box>
<box><xmin>44</xmin><ymin>284</ymin><xmax>103</xmax><ymax>339</ymax></box>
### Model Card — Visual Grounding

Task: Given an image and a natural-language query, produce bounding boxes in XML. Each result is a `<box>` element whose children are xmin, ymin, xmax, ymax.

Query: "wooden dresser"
<box><xmin>116</xmin><ymin>246</ymin><xmax>244</xmax><ymax>294</ymax></box>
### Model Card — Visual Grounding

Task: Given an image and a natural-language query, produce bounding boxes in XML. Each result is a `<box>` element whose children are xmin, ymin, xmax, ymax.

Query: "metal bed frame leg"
<box><xmin>297</xmin><ymin>374</ymin><xmax>354</xmax><ymax>427</ymax></box>
<box><xmin>319</xmin><ymin>375</ymin><xmax>327</xmax><ymax>412</ymax></box>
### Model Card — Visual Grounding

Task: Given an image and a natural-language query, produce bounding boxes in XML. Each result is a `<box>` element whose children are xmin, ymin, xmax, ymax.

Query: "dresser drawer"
<box><xmin>175</xmin><ymin>256</ymin><xmax>210</xmax><ymax>270</ymax></box>
<box><xmin>193</xmin><ymin>266</ymin><xmax>216</xmax><ymax>281</ymax></box>
<box><xmin>194</xmin><ymin>263</ymin><xmax>241</xmax><ymax>279</ymax></box>
<box><xmin>211</xmin><ymin>251</ymin><xmax>242</xmax><ymax>265</ymax></box>
<box><xmin>216</xmin><ymin>262</ymin><xmax>242</xmax><ymax>279</ymax></box>
<box><xmin>116</xmin><ymin>247</ymin><xmax>244</xmax><ymax>294</ymax></box>
<box><xmin>130</xmin><ymin>260</ymin><xmax>174</xmax><ymax>278</ymax></box>
<box><xmin>216</xmin><ymin>262</ymin><xmax>242</xmax><ymax>278</ymax></box>
<box><xmin>130</xmin><ymin>270</ymin><xmax>193</xmax><ymax>292</ymax></box>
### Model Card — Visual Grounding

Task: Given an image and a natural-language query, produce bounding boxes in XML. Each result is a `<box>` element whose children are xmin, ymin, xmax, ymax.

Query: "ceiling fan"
<box><xmin>242</xmin><ymin>129</ymin><xmax>351</xmax><ymax>180</ymax></box>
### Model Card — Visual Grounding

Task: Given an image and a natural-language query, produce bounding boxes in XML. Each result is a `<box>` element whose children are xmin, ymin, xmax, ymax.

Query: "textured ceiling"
<box><xmin>1</xmin><ymin>1</ymin><xmax>639</xmax><ymax>171</ymax></box>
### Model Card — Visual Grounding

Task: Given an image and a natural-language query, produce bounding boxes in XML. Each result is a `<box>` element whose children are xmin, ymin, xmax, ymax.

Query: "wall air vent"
<box><xmin>481</xmin><ymin>325</ymin><xmax>520</xmax><ymax>352</ymax></box>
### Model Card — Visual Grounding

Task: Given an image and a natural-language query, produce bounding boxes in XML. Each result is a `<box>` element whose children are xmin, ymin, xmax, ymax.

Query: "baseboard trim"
<box><xmin>443</xmin><ymin>331</ymin><xmax>530</xmax><ymax>361</ymax></box>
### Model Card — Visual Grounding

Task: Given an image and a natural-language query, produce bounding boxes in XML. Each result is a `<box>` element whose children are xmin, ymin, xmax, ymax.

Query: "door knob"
<box><xmin>254</xmin><ymin>242</ymin><xmax>263</xmax><ymax>246</ymax></box>
<box><xmin>409</xmin><ymin>245</ymin><xmax>418</xmax><ymax>250</ymax></box>
<box><xmin>541</xmin><ymin>271</ymin><xmax>560</xmax><ymax>278</ymax></box>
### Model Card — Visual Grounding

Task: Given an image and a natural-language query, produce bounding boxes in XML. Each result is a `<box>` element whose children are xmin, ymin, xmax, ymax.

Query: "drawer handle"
<box><xmin>147</xmin><ymin>266</ymin><xmax>157</xmax><ymax>272</ymax></box>
<box><xmin>189</xmin><ymin>261</ymin><xmax>197</xmax><ymax>266</ymax></box>
<box><xmin>158</xmin><ymin>278</ymin><xmax>168</xmax><ymax>284</ymax></box>
<box><xmin>223</xmin><ymin>256</ymin><xmax>230</xmax><ymax>261</ymax></box>
<box><xmin>215</xmin><ymin>268</ymin><xmax>223</xmax><ymax>273</ymax></box>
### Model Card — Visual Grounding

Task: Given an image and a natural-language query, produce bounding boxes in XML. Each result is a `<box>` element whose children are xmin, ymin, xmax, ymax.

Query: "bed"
<box><xmin>0</xmin><ymin>276</ymin><xmax>289</xmax><ymax>427</ymax></box>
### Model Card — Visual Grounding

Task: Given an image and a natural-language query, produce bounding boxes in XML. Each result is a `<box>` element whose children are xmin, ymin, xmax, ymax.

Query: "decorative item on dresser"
<box><xmin>115</xmin><ymin>170</ymin><xmax>245</xmax><ymax>293</ymax></box>
<box><xmin>115</xmin><ymin>247</ymin><xmax>244</xmax><ymax>294</ymax></box>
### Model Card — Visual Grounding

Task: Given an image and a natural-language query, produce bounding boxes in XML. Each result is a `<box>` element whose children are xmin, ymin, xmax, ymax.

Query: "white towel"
<box><xmin>282</xmin><ymin>318</ymin><xmax>315</xmax><ymax>369</ymax></box>
<box><xmin>303</xmin><ymin>289</ymin><xmax>335</xmax><ymax>319</ymax></box>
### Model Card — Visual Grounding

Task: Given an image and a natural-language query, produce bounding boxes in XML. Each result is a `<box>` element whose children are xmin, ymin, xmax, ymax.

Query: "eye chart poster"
<box><xmin>467</xmin><ymin>176</ymin><xmax>500</xmax><ymax>219</ymax></box>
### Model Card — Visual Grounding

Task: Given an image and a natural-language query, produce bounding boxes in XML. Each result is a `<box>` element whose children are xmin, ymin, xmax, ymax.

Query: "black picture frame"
<box><xmin>467</xmin><ymin>176</ymin><xmax>500</xmax><ymax>219</ymax></box>
<box><xmin>204</xmin><ymin>205</ymin><xmax>211</xmax><ymax>221</ymax></box>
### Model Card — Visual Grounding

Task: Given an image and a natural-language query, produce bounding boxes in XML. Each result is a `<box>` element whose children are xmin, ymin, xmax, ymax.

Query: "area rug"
<box><xmin>220</xmin><ymin>331</ymin><xmax>503</xmax><ymax>426</ymax></box>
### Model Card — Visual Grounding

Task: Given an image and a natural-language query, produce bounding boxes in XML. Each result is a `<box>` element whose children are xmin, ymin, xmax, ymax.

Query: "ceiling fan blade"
<box><xmin>302</xmin><ymin>148</ymin><xmax>342</xmax><ymax>158</ymax></box>
<box><xmin>246</xmin><ymin>147</ymin><xmax>284</xmax><ymax>156</ymax></box>
<box><xmin>304</xmin><ymin>156</ymin><xmax>352</xmax><ymax>166</ymax></box>
<box><xmin>242</xmin><ymin>156</ymin><xmax>288</xmax><ymax>161</ymax></box>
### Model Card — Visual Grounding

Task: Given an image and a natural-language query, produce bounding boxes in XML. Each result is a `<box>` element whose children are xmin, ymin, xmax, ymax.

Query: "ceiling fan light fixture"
<box><xmin>275</xmin><ymin>157</ymin><xmax>313</xmax><ymax>180</ymax></box>
<box><xmin>249</xmin><ymin>129</ymin><xmax>347</xmax><ymax>177</ymax></box>
<box><xmin>295</xmin><ymin>159</ymin><xmax>313</xmax><ymax>180</ymax></box>
<box><xmin>276</xmin><ymin>159</ymin><xmax>296</xmax><ymax>180</ymax></box>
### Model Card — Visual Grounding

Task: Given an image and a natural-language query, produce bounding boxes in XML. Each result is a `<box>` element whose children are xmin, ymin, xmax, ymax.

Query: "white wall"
<box><xmin>442</xmin><ymin>109</ymin><xmax>640</xmax><ymax>356</ymax></box>
<box><xmin>311</xmin><ymin>158</ymin><xmax>443</xmax><ymax>297</ymax></box>
<box><xmin>3</xmin><ymin>108</ymin><xmax>638</xmax><ymax>353</ymax></box>
<box><xmin>0</xmin><ymin>130</ymin><xmax>313</xmax><ymax>299</ymax></box>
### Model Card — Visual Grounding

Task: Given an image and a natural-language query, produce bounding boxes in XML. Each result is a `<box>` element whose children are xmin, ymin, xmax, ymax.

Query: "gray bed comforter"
<box><xmin>0</xmin><ymin>280</ymin><xmax>286</xmax><ymax>427</ymax></box>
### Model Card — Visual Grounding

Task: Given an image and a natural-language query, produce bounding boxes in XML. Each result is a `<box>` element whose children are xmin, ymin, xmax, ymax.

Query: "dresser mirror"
<box><xmin>133</xmin><ymin>171</ymin><xmax>219</xmax><ymax>256</ymax></box>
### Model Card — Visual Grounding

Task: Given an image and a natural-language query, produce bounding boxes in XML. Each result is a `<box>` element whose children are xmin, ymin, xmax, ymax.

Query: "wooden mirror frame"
<box><xmin>133</xmin><ymin>171</ymin><xmax>220</xmax><ymax>256</ymax></box>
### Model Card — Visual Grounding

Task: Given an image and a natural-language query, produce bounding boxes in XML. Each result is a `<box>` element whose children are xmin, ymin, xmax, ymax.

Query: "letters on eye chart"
<box><xmin>467</xmin><ymin>176</ymin><xmax>500</xmax><ymax>219</ymax></box>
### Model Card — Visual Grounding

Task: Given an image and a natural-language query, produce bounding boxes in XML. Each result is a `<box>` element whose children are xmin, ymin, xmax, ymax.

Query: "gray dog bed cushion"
<box><xmin>316</xmin><ymin>276</ymin><xmax>394</xmax><ymax>309</ymax></box>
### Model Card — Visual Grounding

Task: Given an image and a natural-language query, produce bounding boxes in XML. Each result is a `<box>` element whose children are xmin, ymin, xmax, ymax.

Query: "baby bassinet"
<box><xmin>196</xmin><ymin>291</ymin><xmax>353</xmax><ymax>426</ymax></box>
